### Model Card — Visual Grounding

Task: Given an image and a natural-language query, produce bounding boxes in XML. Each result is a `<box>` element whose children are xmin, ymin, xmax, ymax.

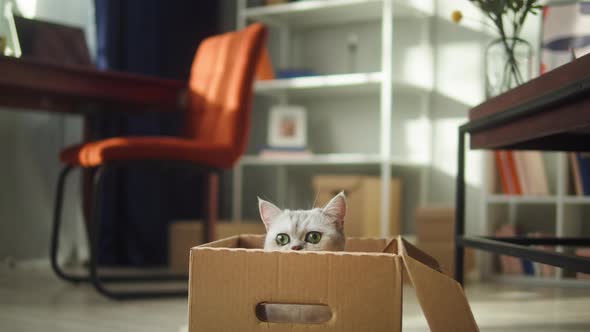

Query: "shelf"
<box><xmin>254</xmin><ymin>72</ymin><xmax>430</xmax><ymax>98</ymax></box>
<box><xmin>242</xmin><ymin>0</ymin><xmax>432</xmax><ymax>28</ymax></box>
<box><xmin>490</xmin><ymin>274</ymin><xmax>590</xmax><ymax>288</ymax></box>
<box><xmin>239</xmin><ymin>153</ymin><xmax>426</xmax><ymax>167</ymax></box>
<box><xmin>563</xmin><ymin>196</ymin><xmax>590</xmax><ymax>204</ymax></box>
<box><xmin>486</xmin><ymin>195</ymin><xmax>558</xmax><ymax>204</ymax></box>
<box><xmin>487</xmin><ymin>195</ymin><xmax>590</xmax><ymax>205</ymax></box>
<box><xmin>255</xmin><ymin>72</ymin><xmax>380</xmax><ymax>97</ymax></box>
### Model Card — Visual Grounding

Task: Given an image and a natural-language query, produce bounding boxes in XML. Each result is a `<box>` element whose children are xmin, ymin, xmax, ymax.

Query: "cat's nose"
<box><xmin>291</xmin><ymin>245</ymin><xmax>303</xmax><ymax>251</ymax></box>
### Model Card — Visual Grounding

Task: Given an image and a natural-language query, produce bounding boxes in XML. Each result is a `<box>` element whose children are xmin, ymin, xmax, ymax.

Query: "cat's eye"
<box><xmin>276</xmin><ymin>233</ymin><xmax>290</xmax><ymax>246</ymax></box>
<box><xmin>305</xmin><ymin>231</ymin><xmax>322</xmax><ymax>244</ymax></box>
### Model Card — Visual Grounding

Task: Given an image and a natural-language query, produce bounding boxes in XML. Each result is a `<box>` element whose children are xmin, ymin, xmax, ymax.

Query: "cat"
<box><xmin>256</xmin><ymin>192</ymin><xmax>347</xmax><ymax>324</ymax></box>
<box><xmin>258</xmin><ymin>191</ymin><xmax>346</xmax><ymax>252</ymax></box>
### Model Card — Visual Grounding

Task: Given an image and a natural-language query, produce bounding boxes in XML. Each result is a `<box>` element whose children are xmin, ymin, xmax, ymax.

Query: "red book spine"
<box><xmin>495</xmin><ymin>151</ymin><xmax>513</xmax><ymax>194</ymax></box>
<box><xmin>505</xmin><ymin>151</ymin><xmax>522</xmax><ymax>195</ymax></box>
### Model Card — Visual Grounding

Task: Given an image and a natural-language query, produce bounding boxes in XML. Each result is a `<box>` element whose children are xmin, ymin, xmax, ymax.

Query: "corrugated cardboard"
<box><xmin>188</xmin><ymin>235</ymin><xmax>479</xmax><ymax>331</ymax></box>
<box><xmin>312</xmin><ymin>175</ymin><xmax>402</xmax><ymax>237</ymax></box>
<box><xmin>169</xmin><ymin>221</ymin><xmax>266</xmax><ymax>274</ymax></box>
<box><xmin>415</xmin><ymin>206</ymin><xmax>455</xmax><ymax>243</ymax></box>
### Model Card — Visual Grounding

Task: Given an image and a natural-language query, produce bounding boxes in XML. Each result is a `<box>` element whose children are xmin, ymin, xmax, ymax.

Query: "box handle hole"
<box><xmin>255</xmin><ymin>302</ymin><xmax>332</xmax><ymax>324</ymax></box>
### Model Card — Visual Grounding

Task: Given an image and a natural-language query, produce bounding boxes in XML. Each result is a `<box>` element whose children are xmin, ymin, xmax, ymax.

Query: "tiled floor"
<box><xmin>1</xmin><ymin>263</ymin><xmax>589</xmax><ymax>331</ymax></box>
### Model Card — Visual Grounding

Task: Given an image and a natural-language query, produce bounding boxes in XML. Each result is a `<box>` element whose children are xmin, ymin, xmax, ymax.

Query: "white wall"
<box><xmin>0</xmin><ymin>0</ymin><xmax>95</xmax><ymax>263</ymax></box>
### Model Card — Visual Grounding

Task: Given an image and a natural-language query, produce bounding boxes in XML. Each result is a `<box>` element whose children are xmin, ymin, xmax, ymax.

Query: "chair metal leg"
<box><xmin>88</xmin><ymin>164</ymin><xmax>187</xmax><ymax>300</ymax></box>
<box><xmin>50</xmin><ymin>165</ymin><xmax>89</xmax><ymax>283</ymax></box>
<box><xmin>204</xmin><ymin>172</ymin><xmax>219</xmax><ymax>243</ymax></box>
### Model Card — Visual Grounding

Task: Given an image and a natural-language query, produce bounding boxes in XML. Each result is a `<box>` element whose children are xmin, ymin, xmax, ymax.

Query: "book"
<box><xmin>528</xmin><ymin>232</ymin><xmax>556</xmax><ymax>278</ymax></box>
<box><xmin>505</xmin><ymin>151</ymin><xmax>522</xmax><ymax>195</ymax></box>
<box><xmin>495</xmin><ymin>224</ymin><xmax>523</xmax><ymax>275</ymax></box>
<box><xmin>495</xmin><ymin>151</ymin><xmax>512</xmax><ymax>194</ymax></box>
<box><xmin>575</xmin><ymin>153</ymin><xmax>590</xmax><ymax>195</ymax></box>
<box><xmin>569</xmin><ymin>152</ymin><xmax>583</xmax><ymax>195</ymax></box>
<box><xmin>524</xmin><ymin>151</ymin><xmax>550</xmax><ymax>195</ymax></box>
<box><xmin>495</xmin><ymin>151</ymin><xmax>521</xmax><ymax>194</ymax></box>
<box><xmin>513</xmin><ymin>151</ymin><xmax>549</xmax><ymax>195</ymax></box>
<box><xmin>521</xmin><ymin>259</ymin><xmax>535</xmax><ymax>276</ymax></box>
<box><xmin>513</xmin><ymin>152</ymin><xmax>530</xmax><ymax>195</ymax></box>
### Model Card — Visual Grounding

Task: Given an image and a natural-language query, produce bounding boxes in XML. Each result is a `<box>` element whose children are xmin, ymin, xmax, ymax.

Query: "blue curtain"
<box><xmin>93</xmin><ymin>0</ymin><xmax>220</xmax><ymax>266</ymax></box>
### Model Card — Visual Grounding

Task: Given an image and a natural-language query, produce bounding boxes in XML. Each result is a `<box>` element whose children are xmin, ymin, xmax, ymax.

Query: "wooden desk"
<box><xmin>0</xmin><ymin>55</ymin><xmax>187</xmax><ymax>224</ymax></box>
<box><xmin>467</xmin><ymin>52</ymin><xmax>590</xmax><ymax>151</ymax></box>
<box><xmin>0</xmin><ymin>55</ymin><xmax>186</xmax><ymax>114</ymax></box>
<box><xmin>454</xmin><ymin>53</ymin><xmax>590</xmax><ymax>285</ymax></box>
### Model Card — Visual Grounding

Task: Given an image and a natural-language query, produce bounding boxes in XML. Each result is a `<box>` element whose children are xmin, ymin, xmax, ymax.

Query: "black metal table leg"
<box><xmin>455</xmin><ymin>127</ymin><xmax>466</xmax><ymax>285</ymax></box>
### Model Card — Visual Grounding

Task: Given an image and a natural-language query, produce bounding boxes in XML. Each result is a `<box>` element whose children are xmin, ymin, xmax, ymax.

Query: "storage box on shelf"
<box><xmin>312</xmin><ymin>175</ymin><xmax>401</xmax><ymax>237</ymax></box>
<box><xmin>415</xmin><ymin>207</ymin><xmax>476</xmax><ymax>280</ymax></box>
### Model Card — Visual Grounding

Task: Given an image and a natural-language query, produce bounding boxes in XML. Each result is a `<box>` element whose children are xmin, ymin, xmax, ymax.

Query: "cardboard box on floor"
<box><xmin>313</xmin><ymin>175</ymin><xmax>402</xmax><ymax>237</ymax></box>
<box><xmin>188</xmin><ymin>235</ymin><xmax>479</xmax><ymax>331</ymax></box>
<box><xmin>415</xmin><ymin>206</ymin><xmax>477</xmax><ymax>280</ymax></box>
<box><xmin>415</xmin><ymin>206</ymin><xmax>455</xmax><ymax>243</ymax></box>
<box><xmin>169</xmin><ymin>221</ymin><xmax>265</xmax><ymax>274</ymax></box>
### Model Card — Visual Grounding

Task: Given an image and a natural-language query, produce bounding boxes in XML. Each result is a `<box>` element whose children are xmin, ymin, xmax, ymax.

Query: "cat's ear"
<box><xmin>322</xmin><ymin>191</ymin><xmax>347</xmax><ymax>226</ymax></box>
<box><xmin>258</xmin><ymin>197</ymin><xmax>282</xmax><ymax>229</ymax></box>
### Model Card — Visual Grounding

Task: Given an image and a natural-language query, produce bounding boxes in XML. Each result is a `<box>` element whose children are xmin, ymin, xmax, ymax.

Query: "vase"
<box><xmin>485</xmin><ymin>37</ymin><xmax>533</xmax><ymax>98</ymax></box>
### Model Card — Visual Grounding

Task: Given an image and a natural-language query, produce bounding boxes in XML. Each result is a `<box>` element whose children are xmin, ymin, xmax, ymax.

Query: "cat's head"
<box><xmin>258</xmin><ymin>192</ymin><xmax>346</xmax><ymax>251</ymax></box>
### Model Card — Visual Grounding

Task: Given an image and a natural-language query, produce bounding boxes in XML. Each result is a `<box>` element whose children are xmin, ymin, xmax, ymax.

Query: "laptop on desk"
<box><xmin>13</xmin><ymin>15</ymin><xmax>92</xmax><ymax>66</ymax></box>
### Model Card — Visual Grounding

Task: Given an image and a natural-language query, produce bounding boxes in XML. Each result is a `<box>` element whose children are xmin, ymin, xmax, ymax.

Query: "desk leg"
<box><xmin>455</xmin><ymin>128</ymin><xmax>466</xmax><ymax>285</ymax></box>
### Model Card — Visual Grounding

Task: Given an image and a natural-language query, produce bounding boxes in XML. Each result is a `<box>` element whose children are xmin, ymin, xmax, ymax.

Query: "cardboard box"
<box><xmin>169</xmin><ymin>221</ymin><xmax>266</xmax><ymax>274</ymax></box>
<box><xmin>312</xmin><ymin>175</ymin><xmax>402</xmax><ymax>237</ymax></box>
<box><xmin>188</xmin><ymin>235</ymin><xmax>478</xmax><ymax>331</ymax></box>
<box><xmin>415</xmin><ymin>206</ymin><xmax>455</xmax><ymax>243</ymax></box>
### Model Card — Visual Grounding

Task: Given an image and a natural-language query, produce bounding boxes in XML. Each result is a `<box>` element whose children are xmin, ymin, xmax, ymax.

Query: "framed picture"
<box><xmin>268</xmin><ymin>105</ymin><xmax>307</xmax><ymax>148</ymax></box>
<box><xmin>541</xmin><ymin>2</ymin><xmax>590</xmax><ymax>73</ymax></box>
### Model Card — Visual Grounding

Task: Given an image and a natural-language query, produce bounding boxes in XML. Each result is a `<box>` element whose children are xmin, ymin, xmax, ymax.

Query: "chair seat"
<box><xmin>60</xmin><ymin>137</ymin><xmax>234</xmax><ymax>168</ymax></box>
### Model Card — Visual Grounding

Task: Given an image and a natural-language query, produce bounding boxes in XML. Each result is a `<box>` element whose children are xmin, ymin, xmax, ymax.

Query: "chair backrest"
<box><xmin>184</xmin><ymin>23</ymin><xmax>267</xmax><ymax>167</ymax></box>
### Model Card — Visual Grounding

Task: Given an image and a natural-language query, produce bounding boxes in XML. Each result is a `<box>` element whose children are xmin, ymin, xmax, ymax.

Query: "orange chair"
<box><xmin>50</xmin><ymin>23</ymin><xmax>268</xmax><ymax>299</ymax></box>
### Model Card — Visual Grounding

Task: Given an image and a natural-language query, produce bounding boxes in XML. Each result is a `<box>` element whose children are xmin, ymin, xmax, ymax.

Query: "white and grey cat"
<box><xmin>256</xmin><ymin>192</ymin><xmax>347</xmax><ymax>324</ymax></box>
<box><xmin>258</xmin><ymin>191</ymin><xmax>347</xmax><ymax>252</ymax></box>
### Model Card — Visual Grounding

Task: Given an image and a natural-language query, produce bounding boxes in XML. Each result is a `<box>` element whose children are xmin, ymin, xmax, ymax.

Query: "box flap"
<box><xmin>398</xmin><ymin>238</ymin><xmax>442</xmax><ymax>272</ymax></box>
<box><xmin>345</xmin><ymin>237</ymin><xmax>397</xmax><ymax>253</ymax></box>
<box><xmin>196</xmin><ymin>235</ymin><xmax>240</xmax><ymax>248</ymax></box>
<box><xmin>398</xmin><ymin>237</ymin><xmax>479</xmax><ymax>332</ymax></box>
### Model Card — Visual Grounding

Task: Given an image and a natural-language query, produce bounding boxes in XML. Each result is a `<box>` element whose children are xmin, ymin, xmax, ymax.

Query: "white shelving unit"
<box><xmin>241</xmin><ymin>0</ymin><xmax>432</xmax><ymax>27</ymax></box>
<box><xmin>233</xmin><ymin>0</ymin><xmax>434</xmax><ymax>235</ymax></box>
<box><xmin>481</xmin><ymin>152</ymin><xmax>590</xmax><ymax>286</ymax></box>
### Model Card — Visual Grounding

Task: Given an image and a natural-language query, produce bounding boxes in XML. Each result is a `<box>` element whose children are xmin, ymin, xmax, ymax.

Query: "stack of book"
<box><xmin>569</xmin><ymin>152</ymin><xmax>590</xmax><ymax>195</ymax></box>
<box><xmin>495</xmin><ymin>224</ymin><xmax>556</xmax><ymax>278</ymax></box>
<box><xmin>494</xmin><ymin>151</ymin><xmax>549</xmax><ymax>195</ymax></box>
